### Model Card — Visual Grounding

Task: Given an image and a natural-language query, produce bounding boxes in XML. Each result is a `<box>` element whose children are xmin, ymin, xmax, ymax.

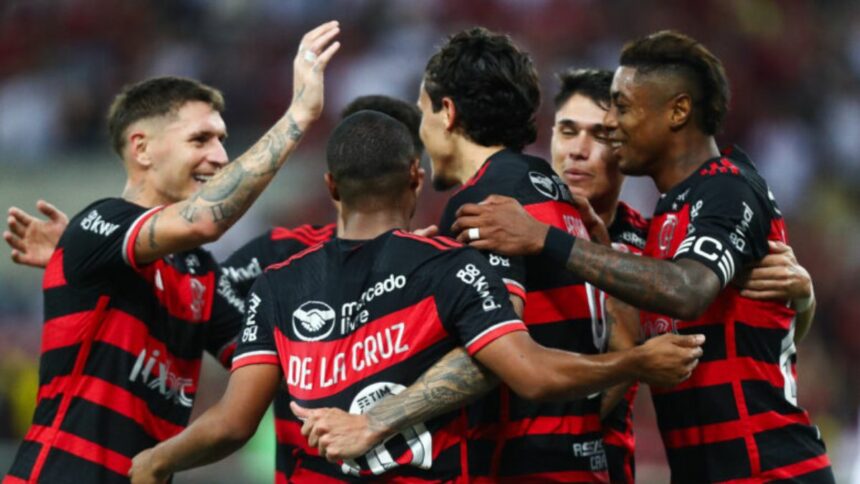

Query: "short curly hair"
<box><xmin>554</xmin><ymin>68</ymin><xmax>614</xmax><ymax>111</ymax></box>
<box><xmin>424</xmin><ymin>27</ymin><xmax>540</xmax><ymax>151</ymax></box>
<box><xmin>341</xmin><ymin>95</ymin><xmax>423</xmax><ymax>158</ymax></box>
<box><xmin>620</xmin><ymin>30</ymin><xmax>730</xmax><ymax>135</ymax></box>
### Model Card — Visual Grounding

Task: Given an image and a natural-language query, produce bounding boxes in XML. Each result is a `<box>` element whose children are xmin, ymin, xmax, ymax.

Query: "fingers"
<box><xmin>451</xmin><ymin>215</ymin><xmax>483</xmax><ymax>238</ymax></box>
<box><xmin>412</xmin><ymin>225</ymin><xmax>438</xmax><ymax>237</ymax></box>
<box><xmin>746</xmin><ymin>266</ymin><xmax>789</xmax><ymax>280</ymax></box>
<box><xmin>8</xmin><ymin>206</ymin><xmax>34</xmax><ymax>229</ymax></box>
<box><xmin>454</xmin><ymin>202</ymin><xmax>486</xmax><ymax>219</ymax></box>
<box><xmin>768</xmin><ymin>240</ymin><xmax>790</xmax><ymax>254</ymax></box>
<box><xmin>673</xmin><ymin>333</ymin><xmax>705</xmax><ymax>348</ymax></box>
<box><xmin>739</xmin><ymin>289</ymin><xmax>786</xmax><ymax>300</ymax></box>
<box><xmin>302</xmin><ymin>20</ymin><xmax>340</xmax><ymax>45</ymax></box>
<box><xmin>291</xmin><ymin>401</ymin><xmax>310</xmax><ymax>420</ymax></box>
<box><xmin>37</xmin><ymin>200</ymin><xmax>67</xmax><ymax>223</ymax></box>
<box><xmin>314</xmin><ymin>39</ymin><xmax>341</xmax><ymax>70</ymax></box>
<box><xmin>4</xmin><ymin>230</ymin><xmax>24</xmax><ymax>252</ymax></box>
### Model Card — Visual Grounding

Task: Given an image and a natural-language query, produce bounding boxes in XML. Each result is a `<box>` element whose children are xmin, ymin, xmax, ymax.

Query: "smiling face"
<box><xmin>144</xmin><ymin>101</ymin><xmax>229</xmax><ymax>202</ymax></box>
<box><xmin>551</xmin><ymin>93</ymin><xmax>622</xmax><ymax>211</ymax></box>
<box><xmin>604</xmin><ymin>66</ymin><xmax>671</xmax><ymax>176</ymax></box>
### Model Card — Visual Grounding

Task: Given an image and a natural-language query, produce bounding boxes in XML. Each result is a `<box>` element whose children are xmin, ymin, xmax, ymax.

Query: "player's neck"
<box><xmin>652</xmin><ymin>135</ymin><xmax>720</xmax><ymax>193</ymax></box>
<box><xmin>452</xmin><ymin>141</ymin><xmax>506</xmax><ymax>185</ymax></box>
<box><xmin>594</xmin><ymin>197</ymin><xmax>620</xmax><ymax>228</ymax></box>
<box><xmin>121</xmin><ymin>180</ymin><xmax>167</xmax><ymax>208</ymax></box>
<box><xmin>339</xmin><ymin>208</ymin><xmax>411</xmax><ymax>241</ymax></box>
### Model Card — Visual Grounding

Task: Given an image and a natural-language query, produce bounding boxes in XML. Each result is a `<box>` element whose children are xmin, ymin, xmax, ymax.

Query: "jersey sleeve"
<box><xmin>672</xmin><ymin>175</ymin><xmax>770</xmax><ymax>287</ymax></box>
<box><xmin>219</xmin><ymin>231</ymin><xmax>272</xmax><ymax>299</ymax></box>
<box><xmin>64</xmin><ymin>199</ymin><xmax>163</xmax><ymax>282</ymax></box>
<box><xmin>231</xmin><ymin>275</ymin><xmax>280</xmax><ymax>371</ymax></box>
<box><xmin>433</xmin><ymin>249</ymin><xmax>527</xmax><ymax>356</ymax></box>
<box><xmin>206</xmin><ymin>263</ymin><xmax>245</xmax><ymax>369</ymax></box>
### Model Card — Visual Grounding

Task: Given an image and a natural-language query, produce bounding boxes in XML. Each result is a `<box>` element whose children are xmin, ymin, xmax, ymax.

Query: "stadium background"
<box><xmin>0</xmin><ymin>0</ymin><xmax>858</xmax><ymax>481</ymax></box>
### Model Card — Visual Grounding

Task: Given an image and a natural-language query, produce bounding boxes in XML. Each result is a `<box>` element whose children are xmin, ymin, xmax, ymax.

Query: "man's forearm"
<box><xmin>148</xmin><ymin>403</ymin><xmax>252</xmax><ymax>477</ymax></box>
<box><xmin>364</xmin><ymin>347</ymin><xmax>498</xmax><ymax>441</ymax></box>
<box><xmin>177</xmin><ymin>111</ymin><xmax>306</xmax><ymax>233</ymax></box>
<box><xmin>555</xmin><ymin>232</ymin><xmax>715</xmax><ymax>320</ymax></box>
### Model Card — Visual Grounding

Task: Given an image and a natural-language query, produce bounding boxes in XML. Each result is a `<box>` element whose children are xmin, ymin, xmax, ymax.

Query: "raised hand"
<box><xmin>4</xmin><ymin>200</ymin><xmax>68</xmax><ymax>268</ymax></box>
<box><xmin>735</xmin><ymin>241</ymin><xmax>812</xmax><ymax>302</ymax></box>
<box><xmin>290</xmin><ymin>21</ymin><xmax>342</xmax><ymax>125</ymax></box>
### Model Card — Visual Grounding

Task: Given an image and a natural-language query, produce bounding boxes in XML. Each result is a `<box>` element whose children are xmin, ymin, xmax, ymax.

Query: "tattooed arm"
<box><xmin>132</xmin><ymin>22</ymin><xmax>342</xmax><ymax>265</ymax></box>
<box><xmin>452</xmin><ymin>195</ymin><xmax>721</xmax><ymax>320</ymax></box>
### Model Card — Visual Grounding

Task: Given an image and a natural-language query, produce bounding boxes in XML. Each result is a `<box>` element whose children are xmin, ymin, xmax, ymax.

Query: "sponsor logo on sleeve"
<box><xmin>456</xmin><ymin>263</ymin><xmax>501</xmax><ymax>312</ymax></box>
<box><xmin>80</xmin><ymin>210</ymin><xmax>119</xmax><ymax>237</ymax></box>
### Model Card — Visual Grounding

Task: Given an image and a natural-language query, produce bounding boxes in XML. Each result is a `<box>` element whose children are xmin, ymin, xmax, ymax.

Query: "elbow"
<box><xmin>508</xmin><ymin>378</ymin><xmax>566</xmax><ymax>402</ymax></box>
<box><xmin>190</xmin><ymin>221</ymin><xmax>223</xmax><ymax>245</ymax></box>
<box><xmin>216</xmin><ymin>417</ymin><xmax>257</xmax><ymax>448</ymax></box>
<box><xmin>666</xmin><ymin>287</ymin><xmax>709</xmax><ymax>321</ymax></box>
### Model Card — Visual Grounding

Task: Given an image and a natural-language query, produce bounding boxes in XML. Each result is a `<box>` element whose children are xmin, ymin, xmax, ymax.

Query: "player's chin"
<box><xmin>431</xmin><ymin>173</ymin><xmax>458</xmax><ymax>192</ymax></box>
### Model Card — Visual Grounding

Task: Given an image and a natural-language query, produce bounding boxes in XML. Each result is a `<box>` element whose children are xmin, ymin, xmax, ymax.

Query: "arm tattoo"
<box><xmin>365</xmin><ymin>348</ymin><xmax>498</xmax><ymax>435</ymax></box>
<box><xmin>147</xmin><ymin>211</ymin><xmax>161</xmax><ymax>249</ymax></box>
<box><xmin>565</xmin><ymin>241</ymin><xmax>717</xmax><ymax>319</ymax></box>
<box><xmin>179</xmin><ymin>203</ymin><xmax>198</xmax><ymax>224</ymax></box>
<box><xmin>199</xmin><ymin>163</ymin><xmax>246</xmax><ymax>203</ymax></box>
<box><xmin>286</xmin><ymin>113</ymin><xmax>303</xmax><ymax>142</ymax></box>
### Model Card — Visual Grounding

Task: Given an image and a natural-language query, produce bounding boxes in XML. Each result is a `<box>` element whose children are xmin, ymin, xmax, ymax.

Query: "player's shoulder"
<box><xmin>388</xmin><ymin>230</ymin><xmax>464</xmax><ymax>256</ymax></box>
<box><xmin>270</xmin><ymin>223</ymin><xmax>336</xmax><ymax>246</ymax></box>
<box><xmin>61</xmin><ymin>197</ymin><xmax>148</xmax><ymax>245</ymax></box>
<box><xmin>456</xmin><ymin>149</ymin><xmax>570</xmax><ymax>204</ymax></box>
<box><xmin>264</xmin><ymin>239</ymin><xmax>328</xmax><ymax>275</ymax></box>
<box><xmin>690</xmin><ymin>146</ymin><xmax>769</xmax><ymax>196</ymax></box>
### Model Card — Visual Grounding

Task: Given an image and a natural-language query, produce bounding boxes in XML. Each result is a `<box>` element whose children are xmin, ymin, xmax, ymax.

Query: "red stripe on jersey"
<box><xmin>661</xmin><ymin>410</ymin><xmax>811</xmax><ymax>449</ymax></box>
<box><xmin>29</xmin><ymin>296</ymin><xmax>109</xmax><ymax>482</ymax></box>
<box><xmin>42</xmin><ymin>248</ymin><xmax>66</xmax><ymax>289</ymax></box>
<box><xmin>275</xmin><ymin>296</ymin><xmax>446</xmax><ymax>400</ymax></box>
<box><xmin>456</xmin><ymin>160</ymin><xmax>493</xmax><ymax>194</ymax></box>
<box><xmin>504</xmin><ymin>281</ymin><xmax>526</xmax><ymax>302</ymax></box>
<box><xmin>523</xmin><ymin>284</ymin><xmax>594</xmax><ymax>324</ymax></box>
<box><xmin>434</xmin><ymin>236</ymin><xmax>463</xmax><ymax>249</ymax></box>
<box><xmin>501</xmin><ymin>414</ymin><xmax>602</xmax><ymax>439</ymax></box>
<box><xmin>653</xmin><ymin>357</ymin><xmax>786</xmax><ymax>394</ymax></box>
<box><xmin>287</xmin><ymin>467</ymin><xmax>349</xmax><ymax>484</ymax></box>
<box><xmin>758</xmin><ymin>454</ymin><xmax>831</xmax><ymax>482</ymax></box>
<box><xmin>272</xmin><ymin>224</ymin><xmax>336</xmax><ymax>246</ymax></box>
<box><xmin>466</xmin><ymin>320</ymin><xmax>526</xmax><ymax>355</ymax></box>
<box><xmin>125</xmin><ymin>206</ymin><xmax>165</xmax><ymax>271</ymax></box>
<box><xmin>136</xmin><ymin>262</ymin><xmax>216</xmax><ymax>323</ymax></box>
<box><xmin>472</xmin><ymin>470</ymin><xmax>609</xmax><ymax>483</ymax></box>
<box><xmin>267</xmin><ymin>243</ymin><xmax>326</xmax><ymax>272</ymax></box>
<box><xmin>41</xmin><ymin>310</ymin><xmax>96</xmax><ymax>353</ymax></box>
<box><xmin>2</xmin><ymin>475</ymin><xmax>27</xmax><ymax>483</ymax></box>
<box><xmin>275</xmin><ymin>418</ymin><xmax>315</xmax><ymax>453</ymax></box>
<box><xmin>524</xmin><ymin>200</ymin><xmax>590</xmax><ymax>239</ymax></box>
<box><xmin>393</xmin><ymin>231</ymin><xmax>453</xmax><ymax>251</ymax></box>
<box><xmin>216</xmin><ymin>340</ymin><xmax>237</xmax><ymax>368</ymax></box>
<box><xmin>53</xmin><ymin>429</ymin><xmax>131</xmax><ymax>477</ymax></box>
<box><xmin>232</xmin><ymin>352</ymin><xmax>280</xmax><ymax>371</ymax></box>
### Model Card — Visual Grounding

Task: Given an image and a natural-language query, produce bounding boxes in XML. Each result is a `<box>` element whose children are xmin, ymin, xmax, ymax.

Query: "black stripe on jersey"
<box><xmin>298</xmin><ymin>442</ymin><xmax>464</xmax><ymax>482</ymax></box>
<box><xmin>39</xmin><ymin>448</ymin><xmax>128</xmax><ymax>484</ymax></box>
<box><xmin>107</xmin><ymin>305</ymin><xmax>211</xmax><ymax>361</ymax></box>
<box><xmin>603</xmin><ymin>402</ymin><xmax>631</xmax><ymax>433</ymax></box>
<box><xmin>32</xmin><ymin>395</ymin><xmax>61</xmax><ymax>427</ymax></box>
<box><xmin>82</xmin><ymin>342</ymin><xmax>193</xmax><ymax>427</ymax></box>
<box><xmin>676</xmin><ymin>323</ymin><xmax>726</xmax><ymax>362</ymax></box>
<box><xmin>496</xmin><ymin>432</ymin><xmax>606</xmax><ymax>476</ymax></box>
<box><xmin>735</xmin><ymin>321</ymin><xmax>785</xmax><ymax>364</ymax></box>
<box><xmin>742</xmin><ymin>380</ymin><xmax>804</xmax><ymax>416</ymax></box>
<box><xmin>508</xmin><ymin>394</ymin><xmax>601</xmax><ymax>420</ymax></box>
<box><xmin>653</xmin><ymin>383</ymin><xmax>739</xmax><ymax>430</ymax></box>
<box><xmin>755</xmin><ymin>424</ymin><xmax>828</xmax><ymax>473</ymax></box>
<box><xmin>774</xmin><ymin>466</ymin><xmax>836</xmax><ymax>484</ymax></box>
<box><xmin>5</xmin><ymin>439</ymin><xmax>40</xmax><ymax>480</ymax></box>
<box><xmin>40</xmin><ymin>344</ymin><xmax>80</xmax><ymax>381</ymax></box>
<box><xmin>59</xmin><ymin>397</ymin><xmax>160</xmax><ymax>457</ymax></box>
<box><xmin>467</xmin><ymin>438</ymin><xmax>495</xmax><ymax>476</ymax></box>
<box><xmin>524</xmin><ymin>318</ymin><xmax>600</xmax><ymax>355</ymax></box>
<box><xmin>43</xmin><ymin>286</ymin><xmax>104</xmax><ymax>321</ymax></box>
<box><xmin>665</xmin><ymin>438</ymin><xmax>751</xmax><ymax>483</ymax></box>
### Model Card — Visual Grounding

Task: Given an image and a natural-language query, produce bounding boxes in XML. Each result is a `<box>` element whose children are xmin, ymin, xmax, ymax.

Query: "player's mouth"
<box><xmin>563</xmin><ymin>168</ymin><xmax>593</xmax><ymax>184</ymax></box>
<box><xmin>192</xmin><ymin>173</ymin><xmax>215</xmax><ymax>184</ymax></box>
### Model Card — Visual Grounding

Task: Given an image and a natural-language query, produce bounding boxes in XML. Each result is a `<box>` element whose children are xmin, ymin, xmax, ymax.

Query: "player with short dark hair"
<box><xmin>127</xmin><ymin>109</ymin><xmax>703</xmax><ymax>483</ymax></box>
<box><xmin>2</xmin><ymin>22</ymin><xmax>341</xmax><ymax>483</ymax></box>
<box><xmin>341</xmin><ymin>95</ymin><xmax>424</xmax><ymax>159</ymax></box>
<box><xmin>452</xmin><ymin>30</ymin><xmax>833</xmax><ymax>483</ymax></box>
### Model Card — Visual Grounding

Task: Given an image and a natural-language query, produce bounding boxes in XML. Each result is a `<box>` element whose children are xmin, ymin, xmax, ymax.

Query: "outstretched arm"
<box><xmin>129</xmin><ymin>364</ymin><xmax>281</xmax><ymax>484</ymax></box>
<box><xmin>452</xmin><ymin>195</ymin><xmax>721</xmax><ymax>320</ymax></box>
<box><xmin>132</xmin><ymin>22</ymin><xmax>341</xmax><ymax>265</ymax></box>
<box><xmin>4</xmin><ymin>200</ymin><xmax>68</xmax><ymax>268</ymax></box>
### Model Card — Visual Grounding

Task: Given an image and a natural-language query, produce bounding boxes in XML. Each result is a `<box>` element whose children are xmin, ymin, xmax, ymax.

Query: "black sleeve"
<box><xmin>440</xmin><ymin>192</ymin><xmax>527</xmax><ymax>301</ymax></box>
<box><xmin>206</xmin><ymin>262</ymin><xmax>245</xmax><ymax>369</ymax></box>
<box><xmin>673</xmin><ymin>175</ymin><xmax>770</xmax><ymax>287</ymax></box>
<box><xmin>219</xmin><ymin>231</ymin><xmax>273</xmax><ymax>299</ymax></box>
<box><xmin>432</xmin><ymin>249</ymin><xmax>527</xmax><ymax>356</ymax></box>
<box><xmin>63</xmin><ymin>199</ymin><xmax>162</xmax><ymax>282</ymax></box>
<box><xmin>231</xmin><ymin>275</ymin><xmax>281</xmax><ymax>371</ymax></box>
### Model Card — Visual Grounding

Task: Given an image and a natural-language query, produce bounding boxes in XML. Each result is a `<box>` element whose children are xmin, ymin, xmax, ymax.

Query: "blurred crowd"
<box><xmin>1</xmin><ymin>0</ymin><xmax>858</xmax><ymax>480</ymax></box>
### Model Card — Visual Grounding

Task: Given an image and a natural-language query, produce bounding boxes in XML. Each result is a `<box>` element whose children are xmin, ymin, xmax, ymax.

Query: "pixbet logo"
<box><xmin>129</xmin><ymin>349</ymin><xmax>194</xmax><ymax>408</ymax></box>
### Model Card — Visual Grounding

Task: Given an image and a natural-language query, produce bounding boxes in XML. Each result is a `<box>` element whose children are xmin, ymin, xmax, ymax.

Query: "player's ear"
<box><xmin>669</xmin><ymin>93</ymin><xmax>693</xmax><ymax>131</ymax></box>
<box><xmin>410</xmin><ymin>159</ymin><xmax>425</xmax><ymax>197</ymax></box>
<box><xmin>128</xmin><ymin>130</ymin><xmax>151</xmax><ymax>168</ymax></box>
<box><xmin>442</xmin><ymin>97</ymin><xmax>457</xmax><ymax>131</ymax></box>
<box><xmin>324</xmin><ymin>172</ymin><xmax>340</xmax><ymax>201</ymax></box>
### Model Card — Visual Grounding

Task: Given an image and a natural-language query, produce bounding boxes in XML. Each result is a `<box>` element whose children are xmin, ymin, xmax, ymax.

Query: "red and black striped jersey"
<box><xmin>640</xmin><ymin>147</ymin><xmax>833</xmax><ymax>483</ymax></box>
<box><xmin>232</xmin><ymin>230</ymin><xmax>526</xmax><ymax>482</ymax></box>
<box><xmin>439</xmin><ymin>149</ymin><xmax>608</xmax><ymax>483</ymax></box>
<box><xmin>602</xmin><ymin>201</ymin><xmax>649</xmax><ymax>484</ymax></box>
<box><xmin>219</xmin><ymin>223</ymin><xmax>335</xmax><ymax>483</ymax></box>
<box><xmin>4</xmin><ymin>198</ymin><xmax>241</xmax><ymax>484</ymax></box>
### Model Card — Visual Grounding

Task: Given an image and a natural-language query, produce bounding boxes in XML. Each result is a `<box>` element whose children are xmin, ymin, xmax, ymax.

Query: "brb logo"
<box><xmin>342</xmin><ymin>382</ymin><xmax>432</xmax><ymax>476</ymax></box>
<box><xmin>292</xmin><ymin>301</ymin><xmax>337</xmax><ymax>342</ymax></box>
